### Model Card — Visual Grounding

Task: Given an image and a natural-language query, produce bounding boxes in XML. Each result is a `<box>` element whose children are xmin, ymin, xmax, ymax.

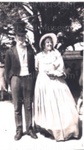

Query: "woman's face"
<box><xmin>44</xmin><ymin>37</ymin><xmax>53</xmax><ymax>51</ymax></box>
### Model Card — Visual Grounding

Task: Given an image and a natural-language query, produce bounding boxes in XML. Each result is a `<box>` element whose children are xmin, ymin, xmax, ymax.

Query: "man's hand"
<box><xmin>1</xmin><ymin>85</ymin><xmax>7</xmax><ymax>92</ymax></box>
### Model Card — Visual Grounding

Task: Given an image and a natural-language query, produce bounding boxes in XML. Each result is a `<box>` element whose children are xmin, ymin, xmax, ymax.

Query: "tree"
<box><xmin>0</xmin><ymin>2</ymin><xmax>83</xmax><ymax>59</ymax></box>
<box><xmin>0</xmin><ymin>2</ymin><xmax>37</xmax><ymax>61</ymax></box>
<box><xmin>30</xmin><ymin>2</ymin><xmax>83</xmax><ymax>53</ymax></box>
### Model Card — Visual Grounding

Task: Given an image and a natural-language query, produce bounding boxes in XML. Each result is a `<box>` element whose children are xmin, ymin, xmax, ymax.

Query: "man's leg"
<box><xmin>11</xmin><ymin>76</ymin><xmax>23</xmax><ymax>140</ymax></box>
<box><xmin>23</xmin><ymin>75</ymin><xmax>38</xmax><ymax>139</ymax></box>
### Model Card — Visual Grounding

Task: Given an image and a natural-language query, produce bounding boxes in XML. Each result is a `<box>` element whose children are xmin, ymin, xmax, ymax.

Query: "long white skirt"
<box><xmin>34</xmin><ymin>72</ymin><xmax>79</xmax><ymax>141</ymax></box>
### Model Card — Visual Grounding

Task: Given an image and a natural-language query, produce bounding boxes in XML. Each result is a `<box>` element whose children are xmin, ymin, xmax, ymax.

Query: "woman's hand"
<box><xmin>46</xmin><ymin>70</ymin><xmax>55</xmax><ymax>76</ymax></box>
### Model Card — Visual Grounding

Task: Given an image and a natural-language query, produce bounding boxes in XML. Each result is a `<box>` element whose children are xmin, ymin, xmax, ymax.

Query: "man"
<box><xmin>5</xmin><ymin>19</ymin><xmax>38</xmax><ymax>140</ymax></box>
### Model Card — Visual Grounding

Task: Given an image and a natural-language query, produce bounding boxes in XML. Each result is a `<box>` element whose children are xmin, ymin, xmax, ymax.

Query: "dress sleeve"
<box><xmin>53</xmin><ymin>50</ymin><xmax>66</xmax><ymax>77</ymax></box>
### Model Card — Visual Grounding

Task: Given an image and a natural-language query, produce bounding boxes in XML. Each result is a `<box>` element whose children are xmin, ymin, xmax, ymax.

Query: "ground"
<box><xmin>0</xmin><ymin>100</ymin><xmax>83</xmax><ymax>150</ymax></box>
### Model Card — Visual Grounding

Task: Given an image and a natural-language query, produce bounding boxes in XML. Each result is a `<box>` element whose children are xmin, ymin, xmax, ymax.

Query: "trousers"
<box><xmin>11</xmin><ymin>75</ymin><xmax>33</xmax><ymax>133</ymax></box>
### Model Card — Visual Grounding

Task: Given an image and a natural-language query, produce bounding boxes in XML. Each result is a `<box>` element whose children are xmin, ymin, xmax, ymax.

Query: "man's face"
<box><xmin>16</xmin><ymin>34</ymin><xmax>25</xmax><ymax>46</ymax></box>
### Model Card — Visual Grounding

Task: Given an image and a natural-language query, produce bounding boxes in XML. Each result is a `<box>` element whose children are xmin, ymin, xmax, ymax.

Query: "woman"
<box><xmin>34</xmin><ymin>33</ymin><xmax>79</xmax><ymax>141</ymax></box>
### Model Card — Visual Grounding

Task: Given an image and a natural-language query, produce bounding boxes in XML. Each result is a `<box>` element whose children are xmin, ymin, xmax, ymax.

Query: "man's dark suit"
<box><xmin>5</xmin><ymin>45</ymin><xmax>35</xmax><ymax>83</ymax></box>
<box><xmin>5</xmin><ymin>45</ymin><xmax>35</xmax><ymax>135</ymax></box>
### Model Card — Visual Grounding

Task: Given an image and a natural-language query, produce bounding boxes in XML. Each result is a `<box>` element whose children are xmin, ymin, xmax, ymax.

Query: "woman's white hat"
<box><xmin>39</xmin><ymin>33</ymin><xmax>57</xmax><ymax>48</ymax></box>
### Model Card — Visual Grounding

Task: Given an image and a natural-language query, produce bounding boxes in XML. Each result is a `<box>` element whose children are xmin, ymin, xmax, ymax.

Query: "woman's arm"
<box><xmin>47</xmin><ymin>50</ymin><xmax>66</xmax><ymax>77</ymax></box>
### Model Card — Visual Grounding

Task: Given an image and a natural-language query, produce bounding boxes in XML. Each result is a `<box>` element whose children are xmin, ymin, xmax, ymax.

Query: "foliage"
<box><xmin>0</xmin><ymin>2</ymin><xmax>83</xmax><ymax>60</ymax></box>
<box><xmin>30</xmin><ymin>2</ymin><xmax>83</xmax><ymax>52</ymax></box>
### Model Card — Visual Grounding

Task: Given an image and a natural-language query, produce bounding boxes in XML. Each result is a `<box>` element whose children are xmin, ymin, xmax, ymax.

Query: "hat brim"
<box><xmin>15</xmin><ymin>30</ymin><xmax>27</xmax><ymax>36</ymax></box>
<box><xmin>39</xmin><ymin>33</ymin><xmax>57</xmax><ymax>48</ymax></box>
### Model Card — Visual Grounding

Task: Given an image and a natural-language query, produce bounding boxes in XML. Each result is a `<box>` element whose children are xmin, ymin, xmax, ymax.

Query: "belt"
<box><xmin>16</xmin><ymin>74</ymin><xmax>32</xmax><ymax>78</ymax></box>
<box><xmin>47</xmin><ymin>74</ymin><xmax>65</xmax><ymax>80</ymax></box>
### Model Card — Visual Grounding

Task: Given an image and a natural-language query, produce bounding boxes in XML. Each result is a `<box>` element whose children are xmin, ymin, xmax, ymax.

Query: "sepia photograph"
<box><xmin>0</xmin><ymin>1</ymin><xmax>83</xmax><ymax>150</ymax></box>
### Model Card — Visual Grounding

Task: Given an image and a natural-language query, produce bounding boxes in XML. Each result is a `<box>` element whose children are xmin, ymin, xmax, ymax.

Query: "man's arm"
<box><xmin>4</xmin><ymin>50</ymin><xmax>11</xmax><ymax>84</ymax></box>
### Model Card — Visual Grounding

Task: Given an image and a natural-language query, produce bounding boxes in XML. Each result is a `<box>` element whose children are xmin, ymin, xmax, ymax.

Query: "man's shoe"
<box><xmin>27</xmin><ymin>130</ymin><xmax>38</xmax><ymax>139</ymax></box>
<box><xmin>14</xmin><ymin>132</ymin><xmax>23</xmax><ymax>141</ymax></box>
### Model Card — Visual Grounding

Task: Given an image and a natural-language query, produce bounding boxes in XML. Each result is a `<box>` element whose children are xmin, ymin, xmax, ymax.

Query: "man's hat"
<box><xmin>13</xmin><ymin>19</ymin><xmax>27</xmax><ymax>36</ymax></box>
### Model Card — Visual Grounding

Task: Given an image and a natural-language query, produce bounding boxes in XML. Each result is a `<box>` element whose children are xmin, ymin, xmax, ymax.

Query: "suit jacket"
<box><xmin>5</xmin><ymin>45</ymin><xmax>35</xmax><ymax>84</ymax></box>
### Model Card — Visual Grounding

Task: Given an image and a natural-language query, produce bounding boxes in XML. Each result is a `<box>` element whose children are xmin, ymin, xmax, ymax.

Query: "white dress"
<box><xmin>34</xmin><ymin>49</ymin><xmax>79</xmax><ymax>141</ymax></box>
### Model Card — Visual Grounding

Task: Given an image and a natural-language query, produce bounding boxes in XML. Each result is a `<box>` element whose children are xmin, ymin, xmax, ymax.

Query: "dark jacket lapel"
<box><xmin>12</xmin><ymin>46</ymin><xmax>20</xmax><ymax>66</ymax></box>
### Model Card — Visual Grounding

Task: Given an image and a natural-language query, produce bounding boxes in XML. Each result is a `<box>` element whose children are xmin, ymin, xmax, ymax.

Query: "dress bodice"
<box><xmin>35</xmin><ymin>49</ymin><xmax>65</xmax><ymax>76</ymax></box>
<box><xmin>35</xmin><ymin>51</ymin><xmax>57</xmax><ymax>73</ymax></box>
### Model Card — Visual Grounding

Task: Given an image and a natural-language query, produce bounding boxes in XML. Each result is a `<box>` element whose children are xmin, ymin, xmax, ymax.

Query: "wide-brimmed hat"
<box><xmin>39</xmin><ymin>33</ymin><xmax>57</xmax><ymax>48</ymax></box>
<box><xmin>13</xmin><ymin>19</ymin><xmax>27</xmax><ymax>36</ymax></box>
